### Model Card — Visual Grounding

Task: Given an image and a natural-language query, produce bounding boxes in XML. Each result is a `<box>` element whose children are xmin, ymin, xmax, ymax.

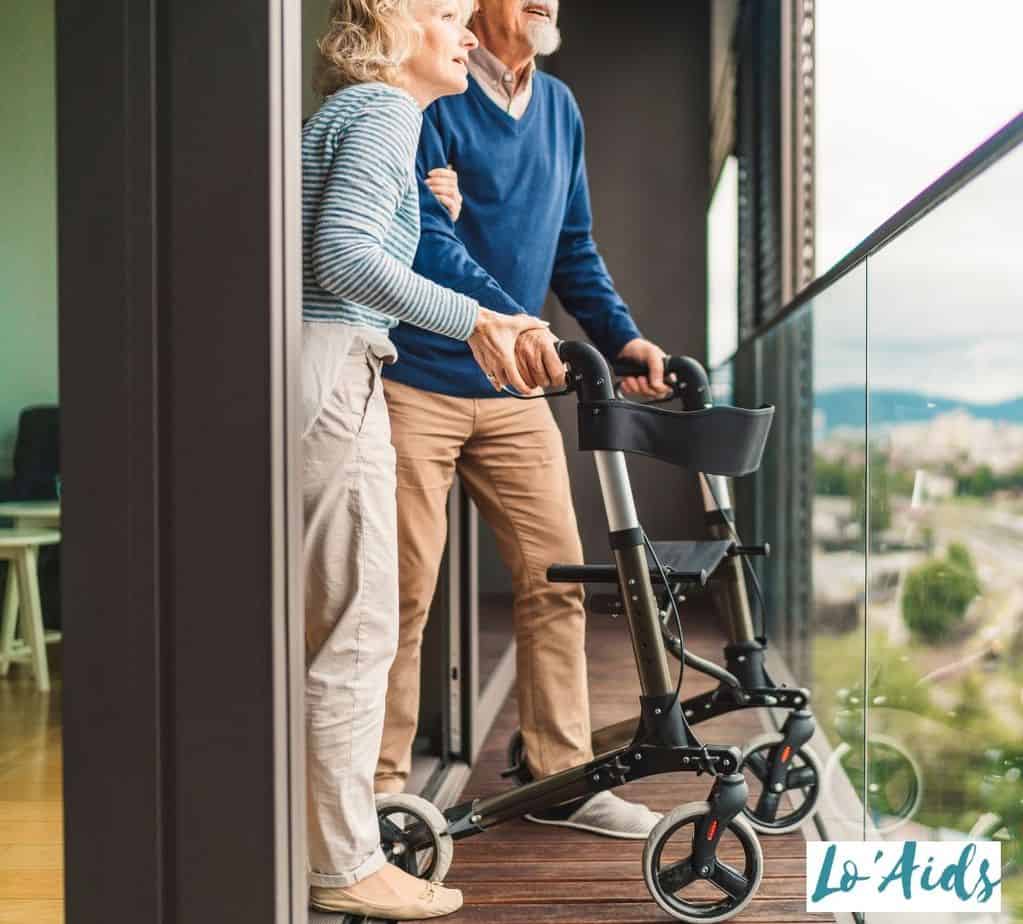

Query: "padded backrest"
<box><xmin>576</xmin><ymin>400</ymin><xmax>774</xmax><ymax>477</ymax></box>
<box><xmin>13</xmin><ymin>405</ymin><xmax>60</xmax><ymax>499</ymax></box>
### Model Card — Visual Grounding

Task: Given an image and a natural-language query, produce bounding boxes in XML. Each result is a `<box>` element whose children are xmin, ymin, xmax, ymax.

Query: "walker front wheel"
<box><xmin>642</xmin><ymin>801</ymin><xmax>763</xmax><ymax>922</ymax></box>
<box><xmin>739</xmin><ymin>732</ymin><xmax>822</xmax><ymax>834</ymax></box>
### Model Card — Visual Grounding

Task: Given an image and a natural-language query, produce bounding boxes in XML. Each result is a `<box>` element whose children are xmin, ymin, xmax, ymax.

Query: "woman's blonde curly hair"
<box><xmin>314</xmin><ymin>0</ymin><xmax>473</xmax><ymax>99</ymax></box>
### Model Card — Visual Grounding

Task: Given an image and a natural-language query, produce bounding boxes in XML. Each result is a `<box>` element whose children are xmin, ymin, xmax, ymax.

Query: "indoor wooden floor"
<box><xmin>441</xmin><ymin>614</ymin><xmax>833</xmax><ymax>923</ymax></box>
<box><xmin>0</xmin><ymin>648</ymin><xmax>63</xmax><ymax>924</ymax></box>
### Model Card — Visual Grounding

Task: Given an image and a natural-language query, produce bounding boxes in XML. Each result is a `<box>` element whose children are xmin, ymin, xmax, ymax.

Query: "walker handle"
<box><xmin>612</xmin><ymin>355</ymin><xmax>713</xmax><ymax>410</ymax></box>
<box><xmin>555</xmin><ymin>340</ymin><xmax>616</xmax><ymax>403</ymax></box>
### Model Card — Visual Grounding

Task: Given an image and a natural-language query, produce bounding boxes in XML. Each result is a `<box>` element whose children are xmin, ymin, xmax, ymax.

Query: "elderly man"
<box><xmin>376</xmin><ymin>0</ymin><xmax>671</xmax><ymax>838</ymax></box>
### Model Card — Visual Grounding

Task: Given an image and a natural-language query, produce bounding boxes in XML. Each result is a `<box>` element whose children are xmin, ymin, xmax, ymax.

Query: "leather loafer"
<box><xmin>310</xmin><ymin>879</ymin><xmax>463</xmax><ymax>920</ymax></box>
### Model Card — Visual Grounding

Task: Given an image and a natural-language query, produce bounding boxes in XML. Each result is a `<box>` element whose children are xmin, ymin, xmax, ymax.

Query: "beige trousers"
<box><xmin>302</xmin><ymin>323</ymin><xmax>398</xmax><ymax>887</ymax></box>
<box><xmin>375</xmin><ymin>378</ymin><xmax>594</xmax><ymax>793</ymax></box>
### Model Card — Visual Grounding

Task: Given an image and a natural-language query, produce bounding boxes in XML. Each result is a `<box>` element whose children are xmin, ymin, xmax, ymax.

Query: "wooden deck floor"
<box><xmin>0</xmin><ymin>615</ymin><xmax>832</xmax><ymax>924</ymax></box>
<box><xmin>441</xmin><ymin>613</ymin><xmax>833</xmax><ymax>923</ymax></box>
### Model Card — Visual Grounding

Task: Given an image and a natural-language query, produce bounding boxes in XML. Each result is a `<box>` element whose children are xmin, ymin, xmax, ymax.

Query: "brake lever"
<box><xmin>500</xmin><ymin>377</ymin><xmax>577</xmax><ymax>400</ymax></box>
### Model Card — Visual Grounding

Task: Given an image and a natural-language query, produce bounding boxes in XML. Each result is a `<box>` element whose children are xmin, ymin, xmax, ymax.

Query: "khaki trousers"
<box><xmin>302</xmin><ymin>323</ymin><xmax>398</xmax><ymax>887</ymax></box>
<box><xmin>375</xmin><ymin>378</ymin><xmax>594</xmax><ymax>792</ymax></box>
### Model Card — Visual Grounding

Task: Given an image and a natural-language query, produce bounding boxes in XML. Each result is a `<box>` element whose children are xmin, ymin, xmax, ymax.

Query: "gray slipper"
<box><xmin>525</xmin><ymin>790</ymin><xmax>662</xmax><ymax>840</ymax></box>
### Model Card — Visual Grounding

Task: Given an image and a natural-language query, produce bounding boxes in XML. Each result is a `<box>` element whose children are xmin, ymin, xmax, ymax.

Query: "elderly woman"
<box><xmin>301</xmin><ymin>0</ymin><xmax>545</xmax><ymax>918</ymax></box>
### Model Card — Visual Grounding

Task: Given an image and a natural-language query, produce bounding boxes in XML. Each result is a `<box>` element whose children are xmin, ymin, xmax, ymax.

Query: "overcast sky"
<box><xmin>711</xmin><ymin>0</ymin><xmax>1023</xmax><ymax>403</ymax></box>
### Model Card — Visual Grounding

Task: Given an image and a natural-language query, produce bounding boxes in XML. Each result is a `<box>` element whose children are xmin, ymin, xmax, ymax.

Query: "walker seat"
<box><xmin>547</xmin><ymin>539</ymin><xmax>735</xmax><ymax>588</ymax></box>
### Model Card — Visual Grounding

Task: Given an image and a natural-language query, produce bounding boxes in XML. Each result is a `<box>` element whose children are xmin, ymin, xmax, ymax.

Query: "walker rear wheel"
<box><xmin>375</xmin><ymin>793</ymin><xmax>454</xmax><ymax>882</ymax></box>
<box><xmin>504</xmin><ymin>730</ymin><xmax>535</xmax><ymax>784</ymax></box>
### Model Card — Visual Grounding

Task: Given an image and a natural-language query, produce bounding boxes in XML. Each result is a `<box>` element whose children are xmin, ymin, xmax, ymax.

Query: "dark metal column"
<box><xmin>733</xmin><ymin>0</ymin><xmax>815</xmax><ymax>676</ymax></box>
<box><xmin>59</xmin><ymin>0</ymin><xmax>305</xmax><ymax>920</ymax></box>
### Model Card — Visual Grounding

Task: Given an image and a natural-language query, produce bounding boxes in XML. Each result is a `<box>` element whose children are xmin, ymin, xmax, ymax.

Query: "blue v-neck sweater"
<box><xmin>383</xmin><ymin>72</ymin><xmax>641</xmax><ymax>398</ymax></box>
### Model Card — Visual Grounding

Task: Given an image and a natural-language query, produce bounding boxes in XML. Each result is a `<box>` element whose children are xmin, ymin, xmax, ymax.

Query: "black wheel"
<box><xmin>504</xmin><ymin>730</ymin><xmax>535</xmax><ymax>784</ymax></box>
<box><xmin>823</xmin><ymin>735</ymin><xmax>922</xmax><ymax>833</ymax></box>
<box><xmin>861</xmin><ymin>736</ymin><xmax>922</xmax><ymax>828</ymax></box>
<box><xmin>375</xmin><ymin>793</ymin><xmax>453</xmax><ymax>881</ymax></box>
<box><xmin>740</xmin><ymin>732</ymin><xmax>821</xmax><ymax>834</ymax></box>
<box><xmin>643</xmin><ymin>801</ymin><xmax>763</xmax><ymax>922</ymax></box>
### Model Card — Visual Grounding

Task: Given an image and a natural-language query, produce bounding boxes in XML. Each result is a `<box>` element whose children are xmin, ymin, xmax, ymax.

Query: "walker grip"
<box><xmin>613</xmin><ymin>357</ymin><xmax>659</xmax><ymax>378</ymax></box>
<box><xmin>612</xmin><ymin>355</ymin><xmax>714</xmax><ymax>410</ymax></box>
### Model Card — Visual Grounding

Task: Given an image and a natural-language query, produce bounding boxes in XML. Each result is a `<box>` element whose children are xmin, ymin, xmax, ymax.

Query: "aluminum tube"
<box><xmin>594</xmin><ymin>451</ymin><xmax>639</xmax><ymax>532</ymax></box>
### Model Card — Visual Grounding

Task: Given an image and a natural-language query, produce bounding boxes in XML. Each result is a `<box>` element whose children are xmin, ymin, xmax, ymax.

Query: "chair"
<box><xmin>12</xmin><ymin>406</ymin><xmax>60</xmax><ymax>501</ymax></box>
<box><xmin>0</xmin><ymin>405</ymin><xmax>61</xmax><ymax>633</ymax></box>
<box><xmin>0</xmin><ymin>528</ymin><xmax>61</xmax><ymax>692</ymax></box>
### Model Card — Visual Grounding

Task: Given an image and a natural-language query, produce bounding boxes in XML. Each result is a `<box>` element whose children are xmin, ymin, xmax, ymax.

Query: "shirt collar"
<box><xmin>467</xmin><ymin>46</ymin><xmax>535</xmax><ymax>103</ymax></box>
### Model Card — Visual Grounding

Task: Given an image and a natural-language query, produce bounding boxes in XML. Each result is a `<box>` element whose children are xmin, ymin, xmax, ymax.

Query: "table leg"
<box><xmin>14</xmin><ymin>547</ymin><xmax>49</xmax><ymax>693</ymax></box>
<box><xmin>0</xmin><ymin>563</ymin><xmax>18</xmax><ymax>676</ymax></box>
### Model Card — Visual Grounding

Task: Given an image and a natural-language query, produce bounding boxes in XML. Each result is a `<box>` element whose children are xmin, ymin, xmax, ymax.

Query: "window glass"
<box><xmin>816</xmin><ymin>0</ymin><xmax>1023</xmax><ymax>272</ymax></box>
<box><xmin>708</xmin><ymin>156</ymin><xmax>739</xmax><ymax>367</ymax></box>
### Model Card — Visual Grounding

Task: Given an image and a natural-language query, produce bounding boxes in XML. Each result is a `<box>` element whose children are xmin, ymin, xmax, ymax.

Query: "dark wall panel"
<box><xmin>162</xmin><ymin>4</ymin><xmax>280</xmax><ymax>920</ymax></box>
<box><xmin>59</xmin><ymin>1</ymin><xmax>164</xmax><ymax>919</ymax></box>
<box><xmin>544</xmin><ymin>0</ymin><xmax>711</xmax><ymax>557</ymax></box>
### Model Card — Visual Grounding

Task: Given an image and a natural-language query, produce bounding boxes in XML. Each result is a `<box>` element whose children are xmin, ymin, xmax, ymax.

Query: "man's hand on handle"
<box><xmin>615</xmin><ymin>338</ymin><xmax>673</xmax><ymax>399</ymax></box>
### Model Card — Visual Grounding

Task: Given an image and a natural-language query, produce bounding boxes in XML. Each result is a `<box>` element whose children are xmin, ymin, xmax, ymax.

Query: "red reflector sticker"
<box><xmin>707</xmin><ymin>819</ymin><xmax>719</xmax><ymax>840</ymax></box>
<box><xmin>781</xmin><ymin>745</ymin><xmax>792</xmax><ymax>763</ymax></box>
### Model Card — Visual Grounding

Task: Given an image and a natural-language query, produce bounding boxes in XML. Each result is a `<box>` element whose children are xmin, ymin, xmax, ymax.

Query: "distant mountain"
<box><xmin>815</xmin><ymin>388</ymin><xmax>1023</xmax><ymax>432</ymax></box>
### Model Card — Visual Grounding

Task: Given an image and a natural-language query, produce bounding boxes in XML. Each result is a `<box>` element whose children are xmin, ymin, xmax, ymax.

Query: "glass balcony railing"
<box><xmin>716</xmin><ymin>111</ymin><xmax>1023</xmax><ymax>922</ymax></box>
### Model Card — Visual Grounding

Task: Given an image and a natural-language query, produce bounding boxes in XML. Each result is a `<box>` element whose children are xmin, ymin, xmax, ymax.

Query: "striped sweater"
<box><xmin>301</xmin><ymin>82</ymin><xmax>479</xmax><ymax>340</ymax></box>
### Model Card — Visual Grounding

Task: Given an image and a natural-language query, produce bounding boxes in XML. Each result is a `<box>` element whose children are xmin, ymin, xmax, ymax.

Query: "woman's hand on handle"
<box><xmin>467</xmin><ymin>308</ymin><xmax>549</xmax><ymax>394</ymax></box>
<box><xmin>615</xmin><ymin>338</ymin><xmax>674</xmax><ymax>399</ymax></box>
<box><xmin>514</xmin><ymin>327</ymin><xmax>568</xmax><ymax>390</ymax></box>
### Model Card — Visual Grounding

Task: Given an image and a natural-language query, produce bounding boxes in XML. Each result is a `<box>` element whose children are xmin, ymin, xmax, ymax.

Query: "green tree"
<box><xmin>946</xmin><ymin>542</ymin><xmax>974</xmax><ymax>572</ymax></box>
<box><xmin>957</xmin><ymin>465</ymin><xmax>996</xmax><ymax>496</ymax></box>
<box><xmin>1006</xmin><ymin>465</ymin><xmax>1023</xmax><ymax>492</ymax></box>
<box><xmin>901</xmin><ymin>546</ymin><xmax>981</xmax><ymax>643</ymax></box>
<box><xmin>815</xmin><ymin>456</ymin><xmax>852</xmax><ymax>496</ymax></box>
<box><xmin>851</xmin><ymin>449</ymin><xmax>892</xmax><ymax>542</ymax></box>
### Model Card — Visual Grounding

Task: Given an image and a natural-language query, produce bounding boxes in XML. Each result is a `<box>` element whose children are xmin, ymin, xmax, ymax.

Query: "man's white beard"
<box><xmin>526</xmin><ymin>21</ymin><xmax>562</xmax><ymax>56</ymax></box>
